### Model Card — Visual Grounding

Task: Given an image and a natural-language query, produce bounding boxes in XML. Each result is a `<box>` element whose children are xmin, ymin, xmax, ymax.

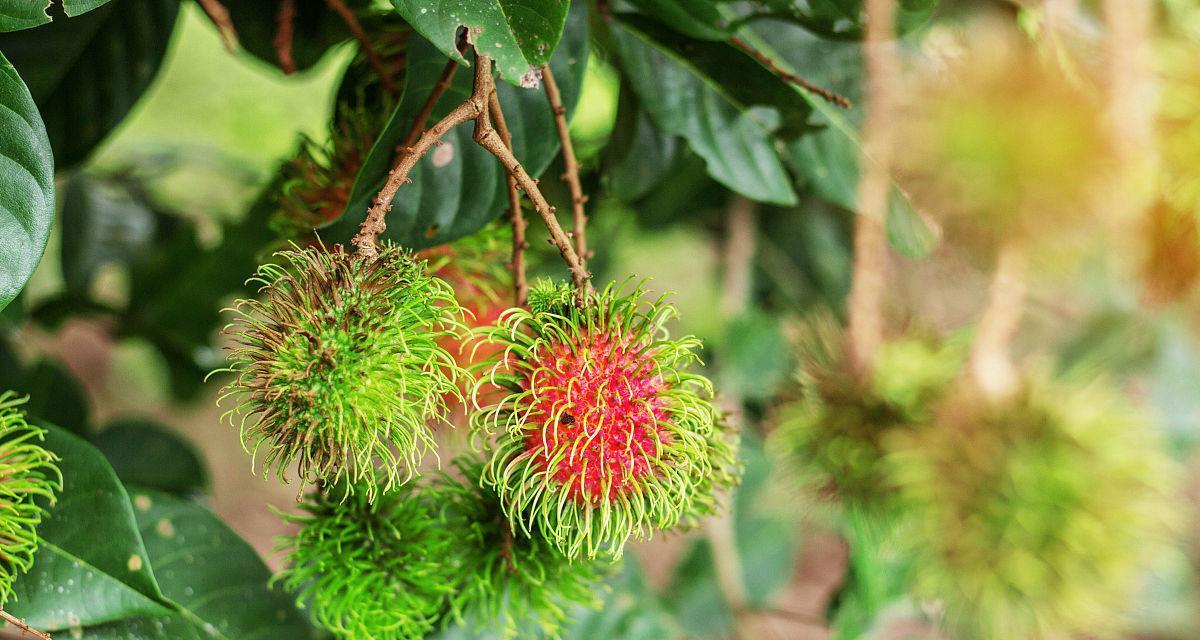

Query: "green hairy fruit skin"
<box><xmin>276</xmin><ymin>482</ymin><xmax>459</xmax><ymax>640</ymax></box>
<box><xmin>437</xmin><ymin>456</ymin><xmax>609</xmax><ymax>639</ymax></box>
<box><xmin>885</xmin><ymin>377</ymin><xmax>1177</xmax><ymax>639</ymax></box>
<box><xmin>472</xmin><ymin>280</ymin><xmax>735</xmax><ymax>560</ymax></box>
<box><xmin>219</xmin><ymin>243</ymin><xmax>467</xmax><ymax>500</ymax></box>
<box><xmin>772</xmin><ymin>315</ymin><xmax>962</xmax><ymax>513</ymax></box>
<box><xmin>0</xmin><ymin>393</ymin><xmax>61</xmax><ymax>606</ymax></box>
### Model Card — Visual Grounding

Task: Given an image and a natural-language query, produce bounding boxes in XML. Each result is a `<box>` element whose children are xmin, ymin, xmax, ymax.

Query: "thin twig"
<box><xmin>969</xmin><ymin>241</ymin><xmax>1027</xmax><ymax>400</ymax></box>
<box><xmin>541</xmin><ymin>64</ymin><xmax>591</xmax><ymax>267</ymax></box>
<box><xmin>323</xmin><ymin>0</ymin><xmax>398</xmax><ymax>96</ymax></box>
<box><xmin>729</xmin><ymin>36</ymin><xmax>851</xmax><ymax>108</ymax></box>
<box><xmin>489</xmin><ymin>90</ymin><xmax>529</xmax><ymax>306</ymax></box>
<box><xmin>274</xmin><ymin>0</ymin><xmax>297</xmax><ymax>75</ymax></box>
<box><xmin>402</xmin><ymin>57</ymin><xmax>461</xmax><ymax>150</ymax></box>
<box><xmin>197</xmin><ymin>0</ymin><xmax>238</xmax><ymax>52</ymax></box>
<box><xmin>0</xmin><ymin>611</ymin><xmax>50</xmax><ymax>640</ymax></box>
<box><xmin>844</xmin><ymin>0</ymin><xmax>897</xmax><ymax>381</ymax></box>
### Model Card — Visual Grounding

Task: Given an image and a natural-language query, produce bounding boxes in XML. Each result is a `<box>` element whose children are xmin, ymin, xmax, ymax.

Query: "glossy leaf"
<box><xmin>226</xmin><ymin>0</ymin><xmax>366</xmax><ymax>72</ymax></box>
<box><xmin>609</xmin><ymin>18</ymin><xmax>798</xmax><ymax>206</ymax></box>
<box><xmin>625</xmin><ymin>0</ymin><xmax>729</xmax><ymax>40</ymax></box>
<box><xmin>93</xmin><ymin>419</ymin><xmax>208</xmax><ymax>496</ymax></box>
<box><xmin>0</xmin><ymin>0</ymin><xmax>112</xmax><ymax>31</ymax></box>
<box><xmin>9</xmin><ymin>426</ymin><xmax>173</xmax><ymax>631</ymax></box>
<box><xmin>0</xmin><ymin>0</ymin><xmax>180</xmax><ymax>168</ymax></box>
<box><xmin>75</xmin><ymin>489</ymin><xmax>318</xmax><ymax>639</ymax></box>
<box><xmin>0</xmin><ymin>51</ymin><xmax>54</xmax><ymax>313</ymax></box>
<box><xmin>326</xmin><ymin>0</ymin><xmax>587</xmax><ymax>249</ymax></box>
<box><xmin>739</xmin><ymin>0</ymin><xmax>938</xmax><ymax>39</ymax></box>
<box><xmin>391</xmin><ymin>0</ymin><xmax>570</xmax><ymax>85</ymax></box>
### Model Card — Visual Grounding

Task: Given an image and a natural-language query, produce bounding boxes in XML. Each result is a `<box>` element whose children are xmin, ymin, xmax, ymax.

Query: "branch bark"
<box><xmin>729</xmin><ymin>36</ymin><xmax>850</xmax><ymax>108</ymax></box>
<box><xmin>845</xmin><ymin>0</ymin><xmax>898</xmax><ymax>381</ymax></box>
<box><xmin>197</xmin><ymin>0</ymin><xmax>237</xmax><ymax>52</ymax></box>
<box><xmin>323</xmin><ymin>0</ymin><xmax>398</xmax><ymax>96</ymax></box>
<box><xmin>541</xmin><ymin>64</ymin><xmax>590</xmax><ymax>268</ymax></box>
<box><xmin>488</xmin><ymin>91</ymin><xmax>529</xmax><ymax>307</ymax></box>
<box><xmin>402</xmin><ymin>58</ymin><xmax>461</xmax><ymax>149</ymax></box>
<box><xmin>274</xmin><ymin>0</ymin><xmax>296</xmax><ymax>74</ymax></box>
<box><xmin>969</xmin><ymin>241</ymin><xmax>1027</xmax><ymax>400</ymax></box>
<box><xmin>0</xmin><ymin>611</ymin><xmax>50</xmax><ymax>640</ymax></box>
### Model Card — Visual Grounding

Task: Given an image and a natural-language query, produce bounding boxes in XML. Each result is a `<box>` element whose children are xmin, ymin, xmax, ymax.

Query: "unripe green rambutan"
<box><xmin>0</xmin><ymin>392</ymin><xmax>61</xmax><ymax>605</ymax></box>
<box><xmin>884</xmin><ymin>376</ymin><xmax>1177</xmax><ymax>639</ymax></box>
<box><xmin>771</xmin><ymin>316</ymin><xmax>962</xmax><ymax>512</ymax></box>
<box><xmin>471</xmin><ymin>281</ymin><xmax>734</xmax><ymax>559</ymax></box>
<box><xmin>436</xmin><ymin>456</ymin><xmax>609</xmax><ymax>639</ymax></box>
<box><xmin>219</xmin><ymin>243</ymin><xmax>466</xmax><ymax>499</ymax></box>
<box><xmin>275</xmin><ymin>482</ymin><xmax>459</xmax><ymax>640</ymax></box>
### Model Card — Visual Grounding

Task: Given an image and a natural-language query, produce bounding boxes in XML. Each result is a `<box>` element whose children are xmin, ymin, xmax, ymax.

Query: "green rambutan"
<box><xmin>436</xmin><ymin>456</ymin><xmax>608</xmax><ymax>639</ymax></box>
<box><xmin>471</xmin><ymin>280</ymin><xmax>732</xmax><ymax>559</ymax></box>
<box><xmin>219</xmin><ymin>243</ymin><xmax>466</xmax><ymax>499</ymax></box>
<box><xmin>884</xmin><ymin>376</ymin><xmax>1177</xmax><ymax>639</ymax></box>
<box><xmin>0</xmin><ymin>392</ymin><xmax>61</xmax><ymax>605</ymax></box>
<box><xmin>771</xmin><ymin>316</ymin><xmax>962</xmax><ymax>512</ymax></box>
<box><xmin>275</xmin><ymin>482</ymin><xmax>458</xmax><ymax>640</ymax></box>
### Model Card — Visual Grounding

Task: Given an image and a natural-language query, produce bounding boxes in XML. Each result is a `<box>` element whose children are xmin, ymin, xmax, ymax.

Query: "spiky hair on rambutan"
<box><xmin>0</xmin><ymin>393</ymin><xmax>61</xmax><ymax>605</ymax></box>
<box><xmin>435</xmin><ymin>455</ymin><xmax>609</xmax><ymax>639</ymax></box>
<box><xmin>884</xmin><ymin>375</ymin><xmax>1177</xmax><ymax>639</ymax></box>
<box><xmin>770</xmin><ymin>314</ymin><xmax>962</xmax><ymax>514</ymax></box>
<box><xmin>218</xmin><ymin>243</ymin><xmax>467</xmax><ymax>500</ymax></box>
<box><xmin>275</xmin><ymin>481</ymin><xmax>459</xmax><ymax>640</ymax></box>
<box><xmin>470</xmin><ymin>280</ymin><xmax>730</xmax><ymax>560</ymax></box>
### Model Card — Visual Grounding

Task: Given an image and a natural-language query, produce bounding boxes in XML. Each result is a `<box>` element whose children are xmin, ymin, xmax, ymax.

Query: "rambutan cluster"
<box><xmin>472</xmin><ymin>281</ymin><xmax>738</xmax><ymax>559</ymax></box>
<box><xmin>219</xmin><ymin>243</ymin><xmax>466</xmax><ymax>500</ymax></box>
<box><xmin>0</xmin><ymin>393</ymin><xmax>61</xmax><ymax>605</ymax></box>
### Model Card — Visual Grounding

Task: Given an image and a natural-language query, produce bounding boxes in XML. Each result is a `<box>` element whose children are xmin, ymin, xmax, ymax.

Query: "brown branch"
<box><xmin>402</xmin><ymin>58</ymin><xmax>461</xmax><ymax>150</ymax></box>
<box><xmin>729</xmin><ymin>36</ymin><xmax>851</xmax><ymax>109</ymax></box>
<box><xmin>470</xmin><ymin>61</ymin><xmax>590</xmax><ymax>307</ymax></box>
<box><xmin>0</xmin><ymin>611</ymin><xmax>50</xmax><ymax>640</ymax></box>
<box><xmin>274</xmin><ymin>0</ymin><xmax>297</xmax><ymax>75</ymax></box>
<box><xmin>844</xmin><ymin>0</ymin><xmax>897</xmax><ymax>381</ymax></box>
<box><xmin>541</xmin><ymin>64</ymin><xmax>591</xmax><ymax>268</ymax></box>
<box><xmin>489</xmin><ymin>90</ymin><xmax>529</xmax><ymax>307</ymax></box>
<box><xmin>323</xmin><ymin>0</ymin><xmax>398</xmax><ymax>96</ymax></box>
<box><xmin>352</xmin><ymin>62</ymin><xmax>492</xmax><ymax>258</ymax></box>
<box><xmin>197</xmin><ymin>0</ymin><xmax>238</xmax><ymax>52</ymax></box>
<box><xmin>969</xmin><ymin>241</ymin><xmax>1027</xmax><ymax>400</ymax></box>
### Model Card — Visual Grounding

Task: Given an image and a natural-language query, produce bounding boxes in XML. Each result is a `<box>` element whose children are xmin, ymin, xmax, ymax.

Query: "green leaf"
<box><xmin>609</xmin><ymin>18</ymin><xmax>798</xmax><ymax>206</ymax></box>
<box><xmin>391</xmin><ymin>0</ymin><xmax>570</xmax><ymax>85</ymax></box>
<box><xmin>0</xmin><ymin>0</ymin><xmax>180</xmax><ymax>168</ymax></box>
<box><xmin>326</xmin><ymin>0</ymin><xmax>588</xmax><ymax>249</ymax></box>
<box><xmin>15</xmin><ymin>358</ymin><xmax>92</xmax><ymax>437</ymax></box>
<box><xmin>92</xmin><ymin>419</ymin><xmax>208</xmax><ymax>496</ymax></box>
<box><xmin>625</xmin><ymin>0</ymin><xmax>729</xmax><ymax>40</ymax></box>
<box><xmin>76</xmin><ymin>489</ymin><xmax>318</xmax><ymax>639</ymax></box>
<box><xmin>0</xmin><ymin>51</ymin><xmax>54</xmax><ymax>314</ymax></box>
<box><xmin>226</xmin><ymin>0</ymin><xmax>365</xmax><ymax>72</ymax></box>
<box><xmin>9</xmin><ymin>425</ymin><xmax>173</xmax><ymax>631</ymax></box>
<box><xmin>717</xmin><ymin>310</ymin><xmax>792</xmax><ymax>402</ymax></box>
<box><xmin>738</xmin><ymin>0</ymin><xmax>938</xmax><ymax>39</ymax></box>
<box><xmin>0</xmin><ymin>0</ymin><xmax>113</xmax><ymax>31</ymax></box>
<box><xmin>60</xmin><ymin>172</ymin><xmax>157</xmax><ymax>296</ymax></box>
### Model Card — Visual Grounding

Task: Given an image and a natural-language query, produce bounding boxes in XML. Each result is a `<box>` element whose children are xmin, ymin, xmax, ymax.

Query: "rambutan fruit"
<box><xmin>0</xmin><ymin>392</ymin><xmax>61</xmax><ymax>605</ymax></box>
<box><xmin>275</xmin><ymin>481</ymin><xmax>458</xmax><ymax>640</ymax></box>
<box><xmin>471</xmin><ymin>281</ymin><xmax>731</xmax><ymax>559</ymax></box>
<box><xmin>436</xmin><ymin>456</ymin><xmax>608</xmax><ymax>639</ymax></box>
<box><xmin>884</xmin><ymin>376</ymin><xmax>1177</xmax><ymax>639</ymax></box>
<box><xmin>771</xmin><ymin>316</ymin><xmax>962</xmax><ymax>513</ymax></box>
<box><xmin>219</xmin><ymin>243</ymin><xmax>466</xmax><ymax>500</ymax></box>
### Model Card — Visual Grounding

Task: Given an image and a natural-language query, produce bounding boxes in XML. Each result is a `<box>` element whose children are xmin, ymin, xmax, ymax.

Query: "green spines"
<box><xmin>526</xmin><ymin>278</ymin><xmax>575</xmax><ymax>314</ymax></box>
<box><xmin>772</xmin><ymin>317</ymin><xmax>962</xmax><ymax>512</ymax></box>
<box><xmin>886</xmin><ymin>377</ymin><xmax>1177</xmax><ymax>639</ymax></box>
<box><xmin>471</xmin><ymin>280</ymin><xmax>737</xmax><ymax>560</ymax></box>
<box><xmin>276</xmin><ymin>482</ymin><xmax>460</xmax><ymax>640</ymax></box>
<box><xmin>219</xmin><ymin>243</ymin><xmax>467</xmax><ymax>500</ymax></box>
<box><xmin>438</xmin><ymin>456</ymin><xmax>609</xmax><ymax>639</ymax></box>
<box><xmin>0</xmin><ymin>392</ymin><xmax>61</xmax><ymax>606</ymax></box>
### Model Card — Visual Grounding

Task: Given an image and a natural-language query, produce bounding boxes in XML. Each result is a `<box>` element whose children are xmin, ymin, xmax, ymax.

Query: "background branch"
<box><xmin>197</xmin><ymin>0</ymin><xmax>237</xmax><ymax>52</ymax></box>
<box><xmin>541</xmin><ymin>64</ymin><xmax>591</xmax><ymax>268</ymax></box>
<box><xmin>488</xmin><ymin>91</ymin><xmax>529</xmax><ymax>306</ymax></box>
<box><xmin>323</xmin><ymin>0</ymin><xmax>398</xmax><ymax>96</ymax></box>
<box><xmin>273</xmin><ymin>0</ymin><xmax>296</xmax><ymax>74</ymax></box>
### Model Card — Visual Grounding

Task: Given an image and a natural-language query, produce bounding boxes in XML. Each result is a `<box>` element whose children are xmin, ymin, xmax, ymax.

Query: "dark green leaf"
<box><xmin>9</xmin><ymin>425</ymin><xmax>173</xmax><ymax>631</ymax></box>
<box><xmin>326</xmin><ymin>0</ymin><xmax>588</xmax><ymax>249</ymax></box>
<box><xmin>609</xmin><ymin>19</ymin><xmax>798</xmax><ymax>206</ymax></box>
<box><xmin>75</xmin><ymin>489</ymin><xmax>319</xmax><ymax>639</ymax></box>
<box><xmin>604</xmin><ymin>87</ymin><xmax>682</xmax><ymax>202</ymax></box>
<box><xmin>15</xmin><ymin>358</ymin><xmax>92</xmax><ymax>437</ymax></box>
<box><xmin>625</xmin><ymin>0</ymin><xmax>729</xmax><ymax>40</ymax></box>
<box><xmin>0</xmin><ymin>0</ymin><xmax>114</xmax><ymax>31</ymax></box>
<box><xmin>0</xmin><ymin>51</ymin><xmax>54</xmax><ymax>313</ymax></box>
<box><xmin>60</xmin><ymin>172</ymin><xmax>157</xmax><ymax>296</ymax></box>
<box><xmin>391</xmin><ymin>0</ymin><xmax>570</xmax><ymax>85</ymax></box>
<box><xmin>0</xmin><ymin>0</ymin><xmax>179</xmax><ymax>168</ymax></box>
<box><xmin>737</xmin><ymin>0</ymin><xmax>937</xmax><ymax>39</ymax></box>
<box><xmin>226</xmin><ymin>0</ymin><xmax>365</xmax><ymax>72</ymax></box>
<box><xmin>92</xmin><ymin>419</ymin><xmax>208</xmax><ymax>496</ymax></box>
